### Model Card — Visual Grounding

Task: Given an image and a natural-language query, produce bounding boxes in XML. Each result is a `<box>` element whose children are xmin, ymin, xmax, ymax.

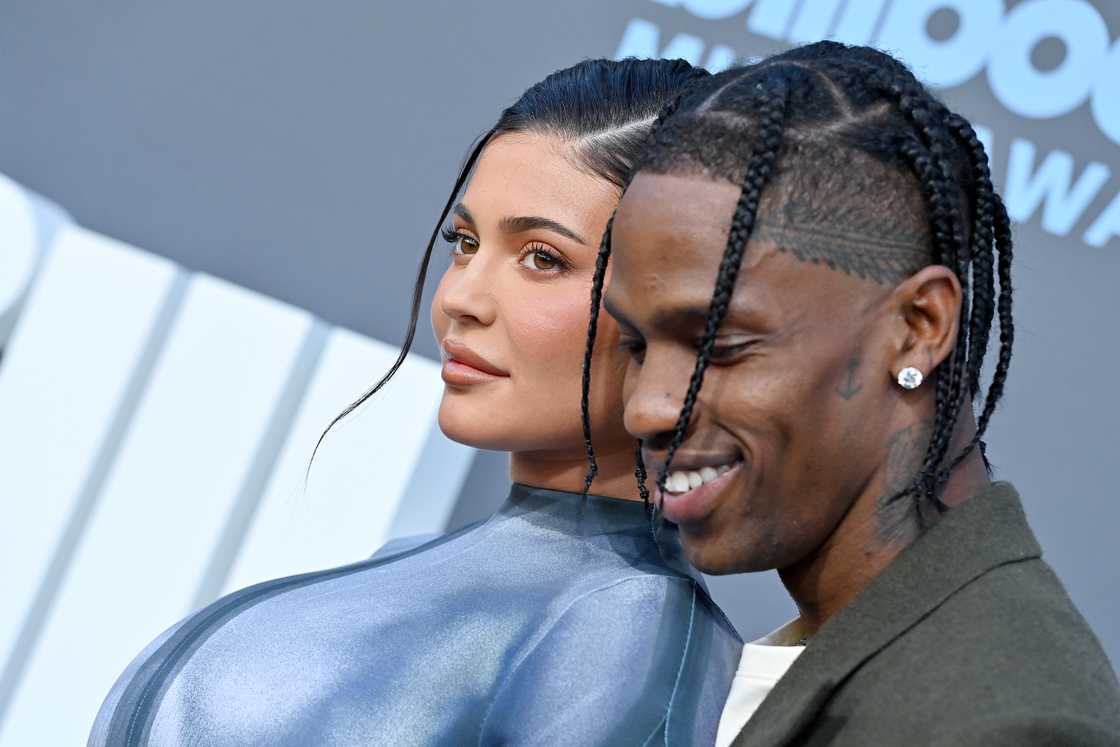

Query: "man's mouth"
<box><xmin>662</xmin><ymin>460</ymin><xmax>740</xmax><ymax>495</ymax></box>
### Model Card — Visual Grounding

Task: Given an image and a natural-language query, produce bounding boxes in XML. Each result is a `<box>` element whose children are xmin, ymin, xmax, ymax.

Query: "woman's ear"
<box><xmin>888</xmin><ymin>264</ymin><xmax>962</xmax><ymax>382</ymax></box>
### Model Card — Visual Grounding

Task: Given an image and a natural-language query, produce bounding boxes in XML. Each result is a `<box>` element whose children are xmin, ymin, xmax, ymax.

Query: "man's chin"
<box><xmin>679</xmin><ymin>530</ymin><xmax>777</xmax><ymax>575</ymax></box>
<box><xmin>681</xmin><ymin>540</ymin><xmax>743</xmax><ymax>575</ymax></box>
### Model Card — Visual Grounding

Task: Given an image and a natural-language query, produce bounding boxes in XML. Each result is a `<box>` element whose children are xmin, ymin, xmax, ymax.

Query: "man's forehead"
<box><xmin>612</xmin><ymin>166</ymin><xmax>914</xmax><ymax>304</ymax></box>
<box><xmin>615</xmin><ymin>172</ymin><xmax>740</xmax><ymax>238</ymax></box>
<box><xmin>606</xmin><ymin>224</ymin><xmax>868</xmax><ymax>333</ymax></box>
<box><xmin>611</xmin><ymin>172</ymin><xmax>739</xmax><ymax>288</ymax></box>
<box><xmin>612</xmin><ymin>171</ymin><xmax>793</xmax><ymax>277</ymax></box>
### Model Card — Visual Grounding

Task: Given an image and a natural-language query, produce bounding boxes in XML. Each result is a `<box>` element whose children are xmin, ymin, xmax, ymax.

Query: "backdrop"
<box><xmin>1</xmin><ymin>0</ymin><xmax>1117</xmax><ymax>740</ymax></box>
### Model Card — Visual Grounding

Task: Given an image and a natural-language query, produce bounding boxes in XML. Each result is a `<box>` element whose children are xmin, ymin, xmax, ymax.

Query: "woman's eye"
<box><xmin>531</xmin><ymin>251</ymin><xmax>557</xmax><ymax>270</ymax></box>
<box><xmin>518</xmin><ymin>245</ymin><xmax>566</xmax><ymax>273</ymax></box>
<box><xmin>441</xmin><ymin>227</ymin><xmax>478</xmax><ymax>257</ymax></box>
<box><xmin>455</xmin><ymin>236</ymin><xmax>479</xmax><ymax>256</ymax></box>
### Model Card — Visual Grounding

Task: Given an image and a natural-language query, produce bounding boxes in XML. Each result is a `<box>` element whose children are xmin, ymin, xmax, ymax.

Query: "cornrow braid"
<box><xmin>951</xmin><ymin>197</ymin><xmax>1014</xmax><ymax>470</ymax></box>
<box><xmin>578</xmin><ymin>67</ymin><xmax>713</xmax><ymax>498</ymax></box>
<box><xmin>893</xmin><ymin>134</ymin><xmax>972</xmax><ymax>511</ymax></box>
<box><xmin>979</xmin><ymin>196</ymin><xmax>1015</xmax><ymax>435</ymax></box>
<box><xmin>944</xmin><ymin>113</ymin><xmax>1014</xmax><ymax>455</ymax></box>
<box><xmin>579</xmin><ymin>212</ymin><xmax>615</xmax><ymax>495</ymax></box>
<box><xmin>658</xmin><ymin>78</ymin><xmax>790</xmax><ymax>494</ymax></box>
<box><xmin>946</xmin><ymin>113</ymin><xmax>997</xmax><ymax>398</ymax></box>
<box><xmin>634</xmin><ymin>440</ymin><xmax>654</xmax><ymax>525</ymax></box>
<box><xmin>831</xmin><ymin>58</ymin><xmax>1012</xmax><ymax>508</ymax></box>
<box><xmin>853</xmin><ymin>68</ymin><xmax>975</xmax><ymax>509</ymax></box>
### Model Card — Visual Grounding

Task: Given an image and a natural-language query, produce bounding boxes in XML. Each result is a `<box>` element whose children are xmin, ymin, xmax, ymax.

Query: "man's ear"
<box><xmin>888</xmin><ymin>264</ymin><xmax>962</xmax><ymax>381</ymax></box>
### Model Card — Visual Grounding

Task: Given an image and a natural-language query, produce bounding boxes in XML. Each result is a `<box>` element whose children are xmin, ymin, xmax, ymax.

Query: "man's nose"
<box><xmin>623</xmin><ymin>350</ymin><xmax>694</xmax><ymax>456</ymax></box>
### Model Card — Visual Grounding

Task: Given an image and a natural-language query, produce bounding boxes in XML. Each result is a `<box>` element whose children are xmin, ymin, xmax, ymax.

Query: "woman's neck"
<box><xmin>509</xmin><ymin>444</ymin><xmax>643</xmax><ymax>501</ymax></box>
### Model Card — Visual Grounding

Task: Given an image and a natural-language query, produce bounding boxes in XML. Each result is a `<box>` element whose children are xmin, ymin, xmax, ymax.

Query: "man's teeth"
<box><xmin>665</xmin><ymin>463</ymin><xmax>734</xmax><ymax>494</ymax></box>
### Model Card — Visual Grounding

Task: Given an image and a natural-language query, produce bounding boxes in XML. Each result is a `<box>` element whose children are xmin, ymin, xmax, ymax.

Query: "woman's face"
<box><xmin>431</xmin><ymin>132</ymin><xmax>630</xmax><ymax>457</ymax></box>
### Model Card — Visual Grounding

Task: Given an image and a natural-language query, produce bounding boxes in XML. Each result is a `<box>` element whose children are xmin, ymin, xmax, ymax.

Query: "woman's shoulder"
<box><xmin>368</xmin><ymin>531</ymin><xmax>443</xmax><ymax>559</ymax></box>
<box><xmin>88</xmin><ymin>520</ymin><xmax>501</xmax><ymax>743</ymax></box>
<box><xmin>555</xmin><ymin>572</ymin><xmax>740</xmax><ymax>648</ymax></box>
<box><xmin>479</xmin><ymin>570</ymin><xmax>742</xmax><ymax>745</ymax></box>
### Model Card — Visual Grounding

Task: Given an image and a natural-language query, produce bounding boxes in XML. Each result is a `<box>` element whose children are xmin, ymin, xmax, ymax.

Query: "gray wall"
<box><xmin>2</xmin><ymin>0</ymin><xmax>1117</xmax><ymax>668</ymax></box>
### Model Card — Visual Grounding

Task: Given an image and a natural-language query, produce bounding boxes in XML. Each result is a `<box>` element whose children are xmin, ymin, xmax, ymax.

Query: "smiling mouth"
<box><xmin>662</xmin><ymin>461</ymin><xmax>740</xmax><ymax>495</ymax></box>
<box><xmin>654</xmin><ymin>458</ymin><xmax>744</xmax><ymax>526</ymax></box>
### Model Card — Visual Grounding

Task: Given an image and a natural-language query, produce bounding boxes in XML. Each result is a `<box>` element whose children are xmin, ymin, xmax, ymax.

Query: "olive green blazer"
<box><xmin>732</xmin><ymin>482</ymin><xmax>1120</xmax><ymax>746</ymax></box>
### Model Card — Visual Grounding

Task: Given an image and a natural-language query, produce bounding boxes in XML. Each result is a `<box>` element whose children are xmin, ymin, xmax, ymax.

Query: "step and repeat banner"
<box><xmin>1</xmin><ymin>0</ymin><xmax>1117</xmax><ymax>739</ymax></box>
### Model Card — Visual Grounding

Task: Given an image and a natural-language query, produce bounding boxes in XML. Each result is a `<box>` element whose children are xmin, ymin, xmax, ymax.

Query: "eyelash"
<box><xmin>440</xmin><ymin>228</ymin><xmax>570</xmax><ymax>275</ymax></box>
<box><xmin>616</xmin><ymin>338</ymin><xmax>757</xmax><ymax>364</ymax></box>
<box><xmin>706</xmin><ymin>340</ymin><xmax>758</xmax><ymax>361</ymax></box>
<box><xmin>618</xmin><ymin>336</ymin><xmax>646</xmax><ymax>364</ymax></box>
<box><xmin>517</xmin><ymin>242</ymin><xmax>570</xmax><ymax>274</ymax></box>
<box><xmin>441</xmin><ymin>226</ymin><xmax>477</xmax><ymax>256</ymax></box>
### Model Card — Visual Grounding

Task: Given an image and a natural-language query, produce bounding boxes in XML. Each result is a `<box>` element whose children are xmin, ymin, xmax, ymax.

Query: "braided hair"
<box><xmin>578</xmin><ymin>72</ymin><xmax>708</xmax><ymax>509</ymax></box>
<box><xmin>310</xmin><ymin>58</ymin><xmax>710</xmax><ymax>472</ymax></box>
<box><xmin>581</xmin><ymin>42</ymin><xmax>1014</xmax><ymax>524</ymax></box>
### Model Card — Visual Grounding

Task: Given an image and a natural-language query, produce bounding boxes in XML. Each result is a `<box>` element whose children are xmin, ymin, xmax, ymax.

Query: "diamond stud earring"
<box><xmin>897</xmin><ymin>366</ymin><xmax>923</xmax><ymax>390</ymax></box>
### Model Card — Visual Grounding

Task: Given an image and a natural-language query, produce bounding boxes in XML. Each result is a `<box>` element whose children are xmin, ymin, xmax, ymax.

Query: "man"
<box><xmin>589</xmin><ymin>43</ymin><xmax>1120</xmax><ymax>745</ymax></box>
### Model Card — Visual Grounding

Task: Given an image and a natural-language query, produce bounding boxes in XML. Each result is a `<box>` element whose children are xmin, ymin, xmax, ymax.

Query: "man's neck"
<box><xmin>778</xmin><ymin>420</ymin><xmax>991</xmax><ymax>637</ymax></box>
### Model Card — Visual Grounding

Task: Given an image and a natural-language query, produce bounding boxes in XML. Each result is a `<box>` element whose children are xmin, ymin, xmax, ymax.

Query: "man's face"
<box><xmin>606</xmin><ymin>172</ymin><xmax>901</xmax><ymax>574</ymax></box>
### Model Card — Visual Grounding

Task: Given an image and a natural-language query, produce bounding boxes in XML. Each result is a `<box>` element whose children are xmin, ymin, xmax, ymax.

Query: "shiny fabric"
<box><xmin>90</xmin><ymin>484</ymin><xmax>742</xmax><ymax>746</ymax></box>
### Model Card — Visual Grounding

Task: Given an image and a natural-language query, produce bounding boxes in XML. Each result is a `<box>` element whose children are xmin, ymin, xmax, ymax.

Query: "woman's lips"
<box><xmin>440</xmin><ymin>340</ymin><xmax>509</xmax><ymax>386</ymax></box>
<box><xmin>441</xmin><ymin>358</ymin><xmax>507</xmax><ymax>385</ymax></box>
<box><xmin>656</xmin><ymin>461</ymin><xmax>743</xmax><ymax>526</ymax></box>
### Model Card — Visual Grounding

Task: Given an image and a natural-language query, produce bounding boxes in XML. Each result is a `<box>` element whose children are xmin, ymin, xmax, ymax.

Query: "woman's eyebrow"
<box><xmin>452</xmin><ymin>203</ymin><xmax>475</xmax><ymax>224</ymax></box>
<box><xmin>500</xmin><ymin>215</ymin><xmax>587</xmax><ymax>245</ymax></box>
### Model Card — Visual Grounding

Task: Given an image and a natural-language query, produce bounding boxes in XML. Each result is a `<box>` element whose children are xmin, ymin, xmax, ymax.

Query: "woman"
<box><xmin>90</xmin><ymin>59</ymin><xmax>741</xmax><ymax>746</ymax></box>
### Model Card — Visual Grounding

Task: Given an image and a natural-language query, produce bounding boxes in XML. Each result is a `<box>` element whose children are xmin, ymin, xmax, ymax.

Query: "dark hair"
<box><xmin>310</xmin><ymin>57</ymin><xmax>710</xmax><ymax>470</ymax></box>
<box><xmin>581</xmin><ymin>42</ymin><xmax>1014</xmax><ymax>525</ymax></box>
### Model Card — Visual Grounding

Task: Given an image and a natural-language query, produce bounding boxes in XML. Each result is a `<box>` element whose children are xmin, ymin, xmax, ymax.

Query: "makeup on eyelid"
<box><xmin>440</xmin><ymin>226</ymin><xmax>571</xmax><ymax>274</ymax></box>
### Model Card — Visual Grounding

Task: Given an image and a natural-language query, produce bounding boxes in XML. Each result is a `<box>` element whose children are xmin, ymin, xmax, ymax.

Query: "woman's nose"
<box><xmin>438</xmin><ymin>254</ymin><xmax>498</xmax><ymax>327</ymax></box>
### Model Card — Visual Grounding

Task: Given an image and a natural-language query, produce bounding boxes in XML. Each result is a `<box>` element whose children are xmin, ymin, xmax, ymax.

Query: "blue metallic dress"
<box><xmin>90</xmin><ymin>484</ymin><xmax>742</xmax><ymax>745</ymax></box>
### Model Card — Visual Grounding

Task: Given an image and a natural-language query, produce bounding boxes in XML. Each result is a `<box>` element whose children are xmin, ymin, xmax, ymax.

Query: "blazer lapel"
<box><xmin>731</xmin><ymin>482</ymin><xmax>1041</xmax><ymax>747</ymax></box>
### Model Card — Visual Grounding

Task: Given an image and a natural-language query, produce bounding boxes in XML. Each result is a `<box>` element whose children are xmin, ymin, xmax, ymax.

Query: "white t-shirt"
<box><xmin>715</xmin><ymin>619</ymin><xmax>807</xmax><ymax>747</ymax></box>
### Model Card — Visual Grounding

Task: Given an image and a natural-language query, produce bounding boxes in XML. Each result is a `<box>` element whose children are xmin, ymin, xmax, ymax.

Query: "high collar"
<box><xmin>498</xmin><ymin>483</ymin><xmax>703</xmax><ymax>584</ymax></box>
<box><xmin>733</xmin><ymin>482</ymin><xmax>1041</xmax><ymax>747</ymax></box>
<box><xmin>500</xmin><ymin>482</ymin><xmax>653</xmax><ymax>528</ymax></box>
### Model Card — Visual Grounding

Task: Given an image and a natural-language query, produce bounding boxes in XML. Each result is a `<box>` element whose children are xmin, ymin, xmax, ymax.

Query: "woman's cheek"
<box><xmin>429</xmin><ymin>274</ymin><xmax>451</xmax><ymax>342</ymax></box>
<box><xmin>507</xmin><ymin>291</ymin><xmax>588</xmax><ymax>379</ymax></box>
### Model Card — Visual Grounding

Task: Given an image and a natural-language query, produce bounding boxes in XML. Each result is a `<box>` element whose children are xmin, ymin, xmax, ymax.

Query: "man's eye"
<box><xmin>619</xmin><ymin>337</ymin><xmax>646</xmax><ymax>363</ymax></box>
<box><xmin>704</xmin><ymin>339</ymin><xmax>757</xmax><ymax>361</ymax></box>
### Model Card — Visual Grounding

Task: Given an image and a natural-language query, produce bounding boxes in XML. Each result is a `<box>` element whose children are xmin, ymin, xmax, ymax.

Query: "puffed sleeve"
<box><xmin>478</xmin><ymin>575</ymin><xmax>740</xmax><ymax>746</ymax></box>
